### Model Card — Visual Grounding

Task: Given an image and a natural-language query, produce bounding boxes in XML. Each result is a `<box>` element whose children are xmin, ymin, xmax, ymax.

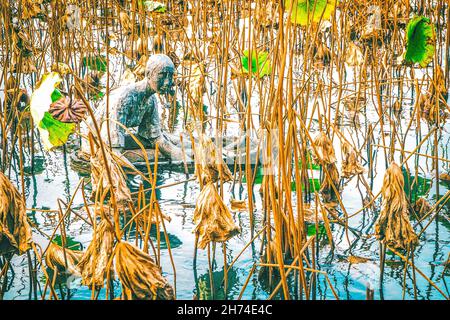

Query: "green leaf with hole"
<box><xmin>82</xmin><ymin>55</ymin><xmax>107</xmax><ymax>72</ymax></box>
<box><xmin>286</xmin><ymin>0</ymin><xmax>336</xmax><ymax>26</ymax></box>
<box><xmin>241</xmin><ymin>50</ymin><xmax>271</xmax><ymax>78</ymax></box>
<box><xmin>404</xmin><ymin>16</ymin><xmax>436</xmax><ymax>68</ymax></box>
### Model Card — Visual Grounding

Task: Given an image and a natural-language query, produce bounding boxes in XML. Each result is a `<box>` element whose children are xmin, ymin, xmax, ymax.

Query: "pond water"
<box><xmin>3</xmin><ymin>110</ymin><xmax>450</xmax><ymax>300</ymax></box>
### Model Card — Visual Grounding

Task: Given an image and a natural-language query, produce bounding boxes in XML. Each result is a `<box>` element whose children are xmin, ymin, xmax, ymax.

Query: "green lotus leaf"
<box><xmin>286</xmin><ymin>0</ymin><xmax>336</xmax><ymax>26</ymax></box>
<box><xmin>30</xmin><ymin>72</ymin><xmax>75</xmax><ymax>150</ymax></box>
<box><xmin>82</xmin><ymin>55</ymin><xmax>107</xmax><ymax>72</ymax></box>
<box><xmin>241</xmin><ymin>50</ymin><xmax>272</xmax><ymax>78</ymax></box>
<box><xmin>404</xmin><ymin>16</ymin><xmax>436</xmax><ymax>68</ymax></box>
<box><xmin>39</xmin><ymin>112</ymin><xmax>76</xmax><ymax>149</ymax></box>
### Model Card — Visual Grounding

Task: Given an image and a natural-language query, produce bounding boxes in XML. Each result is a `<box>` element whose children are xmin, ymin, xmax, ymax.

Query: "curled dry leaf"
<box><xmin>320</xmin><ymin>163</ymin><xmax>340</xmax><ymax>203</ymax></box>
<box><xmin>345</xmin><ymin>42</ymin><xmax>364</xmax><ymax>67</ymax></box>
<box><xmin>21</xmin><ymin>0</ymin><xmax>42</xmax><ymax>20</ymax></box>
<box><xmin>375</xmin><ymin>162</ymin><xmax>418</xmax><ymax>250</ymax></box>
<box><xmin>182</xmin><ymin>60</ymin><xmax>206</xmax><ymax>105</ymax></box>
<box><xmin>348</xmin><ymin>255</ymin><xmax>371</xmax><ymax>264</ymax></box>
<box><xmin>439</xmin><ymin>172</ymin><xmax>450</xmax><ymax>182</ymax></box>
<box><xmin>412</xmin><ymin>197</ymin><xmax>431</xmax><ymax>217</ymax></box>
<box><xmin>45</xmin><ymin>242</ymin><xmax>83</xmax><ymax>275</ymax></box>
<box><xmin>311</xmin><ymin>132</ymin><xmax>336</xmax><ymax>165</ymax></box>
<box><xmin>90</xmin><ymin>147</ymin><xmax>132</xmax><ymax>204</ymax></box>
<box><xmin>49</xmin><ymin>97</ymin><xmax>88</xmax><ymax>123</ymax></box>
<box><xmin>0</xmin><ymin>172</ymin><xmax>32</xmax><ymax>255</ymax></box>
<box><xmin>341</xmin><ymin>141</ymin><xmax>364</xmax><ymax>178</ymax></box>
<box><xmin>78</xmin><ymin>219</ymin><xmax>115</xmax><ymax>289</ymax></box>
<box><xmin>193</xmin><ymin>182</ymin><xmax>240</xmax><ymax>249</ymax></box>
<box><xmin>230</xmin><ymin>199</ymin><xmax>247</xmax><ymax>211</ymax></box>
<box><xmin>51</xmin><ymin>62</ymin><xmax>73</xmax><ymax>75</ymax></box>
<box><xmin>115</xmin><ymin>241</ymin><xmax>174</xmax><ymax>300</ymax></box>
<box><xmin>194</xmin><ymin>135</ymin><xmax>233</xmax><ymax>185</ymax></box>
<box><xmin>119</xmin><ymin>11</ymin><xmax>132</xmax><ymax>34</ymax></box>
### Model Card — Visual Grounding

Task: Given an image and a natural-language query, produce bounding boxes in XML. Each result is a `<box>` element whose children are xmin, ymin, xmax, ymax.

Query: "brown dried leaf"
<box><xmin>375</xmin><ymin>162</ymin><xmax>418</xmax><ymax>250</ymax></box>
<box><xmin>45</xmin><ymin>242</ymin><xmax>83</xmax><ymax>275</ymax></box>
<box><xmin>78</xmin><ymin>219</ymin><xmax>115</xmax><ymax>289</ymax></box>
<box><xmin>0</xmin><ymin>172</ymin><xmax>32</xmax><ymax>255</ymax></box>
<box><xmin>90</xmin><ymin>147</ymin><xmax>132</xmax><ymax>204</ymax></box>
<box><xmin>193</xmin><ymin>182</ymin><xmax>240</xmax><ymax>249</ymax></box>
<box><xmin>115</xmin><ymin>241</ymin><xmax>174</xmax><ymax>300</ymax></box>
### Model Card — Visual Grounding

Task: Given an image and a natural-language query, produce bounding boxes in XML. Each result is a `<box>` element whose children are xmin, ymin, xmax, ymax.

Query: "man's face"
<box><xmin>149</xmin><ymin>66</ymin><xmax>174</xmax><ymax>94</ymax></box>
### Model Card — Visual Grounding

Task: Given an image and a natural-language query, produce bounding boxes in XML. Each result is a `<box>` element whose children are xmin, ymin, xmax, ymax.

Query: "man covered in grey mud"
<box><xmin>81</xmin><ymin>53</ymin><xmax>186</xmax><ymax>160</ymax></box>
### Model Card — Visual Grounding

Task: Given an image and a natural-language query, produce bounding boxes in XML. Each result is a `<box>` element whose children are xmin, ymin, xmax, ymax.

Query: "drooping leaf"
<box><xmin>404</xmin><ymin>16</ymin><xmax>436</xmax><ymax>68</ymax></box>
<box><xmin>286</xmin><ymin>0</ymin><xmax>336</xmax><ymax>26</ymax></box>
<box><xmin>82</xmin><ymin>55</ymin><xmax>107</xmax><ymax>72</ymax></box>
<box><xmin>241</xmin><ymin>50</ymin><xmax>272</xmax><ymax>78</ymax></box>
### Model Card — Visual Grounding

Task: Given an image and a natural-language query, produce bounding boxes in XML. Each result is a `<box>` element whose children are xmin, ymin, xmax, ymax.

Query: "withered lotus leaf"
<box><xmin>375</xmin><ymin>162</ymin><xmax>418</xmax><ymax>250</ymax></box>
<box><xmin>78</xmin><ymin>219</ymin><xmax>115</xmax><ymax>289</ymax></box>
<box><xmin>115</xmin><ymin>241</ymin><xmax>174</xmax><ymax>300</ymax></box>
<box><xmin>311</xmin><ymin>132</ymin><xmax>336</xmax><ymax>165</ymax></box>
<box><xmin>195</xmin><ymin>135</ymin><xmax>233</xmax><ymax>185</ymax></box>
<box><xmin>0</xmin><ymin>172</ymin><xmax>32</xmax><ymax>256</ymax></box>
<box><xmin>193</xmin><ymin>182</ymin><xmax>240</xmax><ymax>249</ymax></box>
<box><xmin>320</xmin><ymin>163</ymin><xmax>340</xmax><ymax>203</ymax></box>
<box><xmin>45</xmin><ymin>242</ymin><xmax>83</xmax><ymax>275</ymax></box>
<box><xmin>90</xmin><ymin>147</ymin><xmax>132</xmax><ymax>204</ymax></box>
<box><xmin>341</xmin><ymin>141</ymin><xmax>364</xmax><ymax>178</ymax></box>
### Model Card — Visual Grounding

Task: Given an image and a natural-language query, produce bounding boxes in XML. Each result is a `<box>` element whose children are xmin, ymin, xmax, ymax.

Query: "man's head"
<box><xmin>145</xmin><ymin>54</ymin><xmax>175</xmax><ymax>94</ymax></box>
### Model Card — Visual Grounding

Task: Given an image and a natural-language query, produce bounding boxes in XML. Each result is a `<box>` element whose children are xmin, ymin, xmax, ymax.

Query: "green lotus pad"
<box><xmin>286</xmin><ymin>0</ymin><xmax>336</xmax><ymax>26</ymax></box>
<box><xmin>241</xmin><ymin>50</ymin><xmax>272</xmax><ymax>78</ymax></box>
<box><xmin>404</xmin><ymin>16</ymin><xmax>436</xmax><ymax>68</ymax></box>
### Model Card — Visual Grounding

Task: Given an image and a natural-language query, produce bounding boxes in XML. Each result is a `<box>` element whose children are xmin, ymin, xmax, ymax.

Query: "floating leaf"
<box><xmin>404</xmin><ymin>16</ymin><xmax>436</xmax><ymax>68</ymax></box>
<box><xmin>30</xmin><ymin>72</ymin><xmax>76</xmax><ymax>150</ymax></box>
<box><xmin>286</xmin><ymin>0</ymin><xmax>336</xmax><ymax>26</ymax></box>
<box><xmin>82</xmin><ymin>55</ymin><xmax>107</xmax><ymax>72</ymax></box>
<box><xmin>52</xmin><ymin>234</ymin><xmax>83</xmax><ymax>251</ymax></box>
<box><xmin>307</xmin><ymin>223</ymin><xmax>325</xmax><ymax>236</ymax></box>
<box><xmin>241</xmin><ymin>50</ymin><xmax>271</xmax><ymax>78</ymax></box>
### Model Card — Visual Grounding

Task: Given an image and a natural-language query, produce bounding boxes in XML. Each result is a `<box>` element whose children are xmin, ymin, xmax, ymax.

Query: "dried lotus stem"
<box><xmin>193</xmin><ymin>182</ymin><xmax>240</xmax><ymax>250</ymax></box>
<box><xmin>0</xmin><ymin>172</ymin><xmax>32</xmax><ymax>256</ymax></box>
<box><xmin>375</xmin><ymin>162</ymin><xmax>418</xmax><ymax>250</ymax></box>
<box><xmin>114</xmin><ymin>241</ymin><xmax>174</xmax><ymax>300</ymax></box>
<box><xmin>78</xmin><ymin>219</ymin><xmax>115</xmax><ymax>289</ymax></box>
